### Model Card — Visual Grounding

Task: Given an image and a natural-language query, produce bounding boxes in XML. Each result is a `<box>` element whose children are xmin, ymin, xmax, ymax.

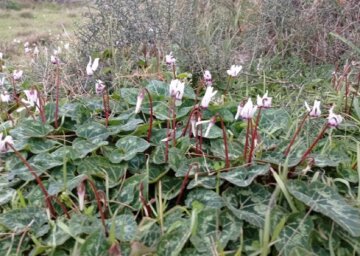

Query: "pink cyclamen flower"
<box><xmin>13</xmin><ymin>70</ymin><xmax>23</xmax><ymax>81</ymax></box>
<box><xmin>226</xmin><ymin>65</ymin><xmax>242</xmax><ymax>77</ymax></box>
<box><xmin>327</xmin><ymin>106</ymin><xmax>343</xmax><ymax>127</ymax></box>
<box><xmin>305</xmin><ymin>100</ymin><xmax>321</xmax><ymax>117</ymax></box>
<box><xmin>203</xmin><ymin>70</ymin><xmax>212</xmax><ymax>86</ymax></box>
<box><xmin>77</xmin><ymin>181</ymin><xmax>86</xmax><ymax>211</ymax></box>
<box><xmin>165</xmin><ymin>52</ymin><xmax>176</xmax><ymax>66</ymax></box>
<box><xmin>201</xmin><ymin>86</ymin><xmax>217</xmax><ymax>108</ymax></box>
<box><xmin>95</xmin><ymin>80</ymin><xmax>106</xmax><ymax>95</ymax></box>
<box><xmin>0</xmin><ymin>133</ymin><xmax>14</xmax><ymax>153</ymax></box>
<box><xmin>0</xmin><ymin>91</ymin><xmax>10</xmax><ymax>103</ymax></box>
<box><xmin>50</xmin><ymin>55</ymin><xmax>60</xmax><ymax>64</ymax></box>
<box><xmin>86</xmin><ymin>56</ymin><xmax>100</xmax><ymax>76</ymax></box>
<box><xmin>240</xmin><ymin>98</ymin><xmax>257</xmax><ymax>119</ymax></box>
<box><xmin>135</xmin><ymin>89</ymin><xmax>145</xmax><ymax>114</ymax></box>
<box><xmin>196</xmin><ymin>116</ymin><xmax>216</xmax><ymax>137</ymax></box>
<box><xmin>256</xmin><ymin>91</ymin><xmax>272</xmax><ymax>108</ymax></box>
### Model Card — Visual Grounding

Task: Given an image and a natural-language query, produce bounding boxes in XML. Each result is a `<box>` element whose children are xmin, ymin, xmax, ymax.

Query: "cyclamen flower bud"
<box><xmin>77</xmin><ymin>181</ymin><xmax>86</xmax><ymax>211</ymax></box>
<box><xmin>135</xmin><ymin>89</ymin><xmax>145</xmax><ymax>114</ymax></box>
<box><xmin>86</xmin><ymin>56</ymin><xmax>99</xmax><ymax>76</ymax></box>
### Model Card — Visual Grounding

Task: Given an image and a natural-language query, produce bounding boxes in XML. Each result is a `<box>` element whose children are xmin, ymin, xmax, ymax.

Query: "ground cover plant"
<box><xmin>0</xmin><ymin>0</ymin><xmax>360</xmax><ymax>256</ymax></box>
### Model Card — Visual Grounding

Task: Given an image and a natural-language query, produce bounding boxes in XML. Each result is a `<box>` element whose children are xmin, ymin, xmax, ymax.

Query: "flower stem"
<box><xmin>54</xmin><ymin>63</ymin><xmax>60</xmax><ymax>128</ymax></box>
<box><xmin>248</xmin><ymin>107</ymin><xmax>262</xmax><ymax>163</ymax></box>
<box><xmin>86</xmin><ymin>178</ymin><xmax>108</xmax><ymax>236</ymax></box>
<box><xmin>6</xmin><ymin>143</ymin><xmax>56</xmax><ymax>218</ymax></box>
<box><xmin>244</xmin><ymin>119</ymin><xmax>250</xmax><ymax>160</ymax></box>
<box><xmin>300</xmin><ymin>123</ymin><xmax>328</xmax><ymax>163</ymax></box>
<box><xmin>218</xmin><ymin>115</ymin><xmax>230</xmax><ymax>169</ymax></box>
<box><xmin>176</xmin><ymin>163</ymin><xmax>198</xmax><ymax>205</ymax></box>
<box><xmin>143</xmin><ymin>88</ymin><xmax>153</xmax><ymax>142</ymax></box>
<box><xmin>172</xmin><ymin>64</ymin><xmax>176</xmax><ymax>79</ymax></box>
<box><xmin>139</xmin><ymin>182</ymin><xmax>151</xmax><ymax>217</ymax></box>
<box><xmin>284</xmin><ymin>113</ymin><xmax>309</xmax><ymax>157</ymax></box>
<box><xmin>102</xmin><ymin>91</ymin><xmax>109</xmax><ymax>127</ymax></box>
<box><xmin>171</xmin><ymin>98</ymin><xmax>176</xmax><ymax>146</ymax></box>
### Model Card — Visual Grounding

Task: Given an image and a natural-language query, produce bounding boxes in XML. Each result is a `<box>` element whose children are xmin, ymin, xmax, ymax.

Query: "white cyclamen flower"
<box><xmin>226</xmin><ymin>65</ymin><xmax>242</xmax><ymax>77</ymax></box>
<box><xmin>165</xmin><ymin>52</ymin><xmax>176</xmax><ymax>66</ymax></box>
<box><xmin>0</xmin><ymin>77</ymin><xmax>5</xmax><ymax>87</ymax></box>
<box><xmin>33</xmin><ymin>46</ymin><xmax>40</xmax><ymax>56</ymax></box>
<box><xmin>135</xmin><ymin>89</ymin><xmax>145</xmax><ymax>114</ymax></box>
<box><xmin>304</xmin><ymin>100</ymin><xmax>321</xmax><ymax>117</ymax></box>
<box><xmin>196</xmin><ymin>116</ymin><xmax>216</xmax><ymax>137</ymax></box>
<box><xmin>24</xmin><ymin>47</ymin><xmax>31</xmax><ymax>54</ymax></box>
<box><xmin>201</xmin><ymin>86</ymin><xmax>217</xmax><ymax>108</ymax></box>
<box><xmin>169</xmin><ymin>79</ymin><xmax>185</xmax><ymax>101</ymax></box>
<box><xmin>64</xmin><ymin>43</ymin><xmax>70</xmax><ymax>50</ymax></box>
<box><xmin>240</xmin><ymin>98</ymin><xmax>257</xmax><ymax>119</ymax></box>
<box><xmin>95</xmin><ymin>80</ymin><xmax>106</xmax><ymax>95</ymax></box>
<box><xmin>234</xmin><ymin>104</ymin><xmax>243</xmax><ymax>120</ymax></box>
<box><xmin>0</xmin><ymin>133</ymin><xmax>14</xmax><ymax>153</ymax></box>
<box><xmin>327</xmin><ymin>106</ymin><xmax>343</xmax><ymax>127</ymax></box>
<box><xmin>86</xmin><ymin>56</ymin><xmax>100</xmax><ymax>76</ymax></box>
<box><xmin>0</xmin><ymin>91</ymin><xmax>10</xmax><ymax>103</ymax></box>
<box><xmin>0</xmin><ymin>52</ymin><xmax>3</xmax><ymax>60</ymax></box>
<box><xmin>22</xmin><ymin>89</ymin><xmax>39</xmax><ymax>107</ymax></box>
<box><xmin>13</xmin><ymin>70</ymin><xmax>23</xmax><ymax>81</ymax></box>
<box><xmin>24</xmin><ymin>42</ymin><xmax>29</xmax><ymax>48</ymax></box>
<box><xmin>256</xmin><ymin>91</ymin><xmax>272</xmax><ymax>108</ymax></box>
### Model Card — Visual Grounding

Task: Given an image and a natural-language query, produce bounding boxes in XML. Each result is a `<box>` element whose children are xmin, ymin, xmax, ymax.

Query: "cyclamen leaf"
<box><xmin>287</xmin><ymin>180</ymin><xmax>360</xmax><ymax>237</ymax></box>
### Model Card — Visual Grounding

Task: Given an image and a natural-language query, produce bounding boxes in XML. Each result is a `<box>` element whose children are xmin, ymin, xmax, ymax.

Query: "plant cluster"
<box><xmin>0</xmin><ymin>49</ymin><xmax>360</xmax><ymax>255</ymax></box>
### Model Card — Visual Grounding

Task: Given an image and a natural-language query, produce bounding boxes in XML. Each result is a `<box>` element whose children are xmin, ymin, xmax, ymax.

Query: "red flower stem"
<box><xmin>54</xmin><ymin>64</ymin><xmax>60</xmax><ymax>128</ymax></box>
<box><xmin>218</xmin><ymin>115</ymin><xmax>230</xmax><ymax>169</ymax></box>
<box><xmin>52</xmin><ymin>196</ymin><xmax>70</xmax><ymax>219</ymax></box>
<box><xmin>35</xmin><ymin>88</ymin><xmax>46</xmax><ymax>124</ymax></box>
<box><xmin>143</xmin><ymin>88</ymin><xmax>153</xmax><ymax>142</ymax></box>
<box><xmin>244</xmin><ymin>118</ymin><xmax>250</xmax><ymax>160</ymax></box>
<box><xmin>176</xmin><ymin>163</ymin><xmax>199</xmax><ymax>205</ymax></box>
<box><xmin>165</xmin><ymin>98</ymin><xmax>172</xmax><ymax>163</ymax></box>
<box><xmin>284</xmin><ymin>113</ymin><xmax>309</xmax><ymax>156</ymax></box>
<box><xmin>86</xmin><ymin>179</ymin><xmax>107</xmax><ymax>235</ymax></box>
<box><xmin>181</xmin><ymin>106</ymin><xmax>199</xmax><ymax>136</ymax></box>
<box><xmin>171</xmin><ymin>99</ymin><xmax>176</xmax><ymax>146</ymax></box>
<box><xmin>299</xmin><ymin>123</ymin><xmax>328</xmax><ymax>163</ymax></box>
<box><xmin>172</xmin><ymin>64</ymin><xmax>176</xmax><ymax>79</ymax></box>
<box><xmin>10</xmin><ymin>77</ymin><xmax>19</xmax><ymax>105</ymax></box>
<box><xmin>139</xmin><ymin>182</ymin><xmax>151</xmax><ymax>217</ymax></box>
<box><xmin>6</xmin><ymin>143</ymin><xmax>56</xmax><ymax>218</ymax></box>
<box><xmin>198</xmin><ymin>111</ymin><xmax>203</xmax><ymax>154</ymax></box>
<box><xmin>102</xmin><ymin>92</ymin><xmax>109</xmax><ymax>127</ymax></box>
<box><xmin>248</xmin><ymin>107</ymin><xmax>262</xmax><ymax>163</ymax></box>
